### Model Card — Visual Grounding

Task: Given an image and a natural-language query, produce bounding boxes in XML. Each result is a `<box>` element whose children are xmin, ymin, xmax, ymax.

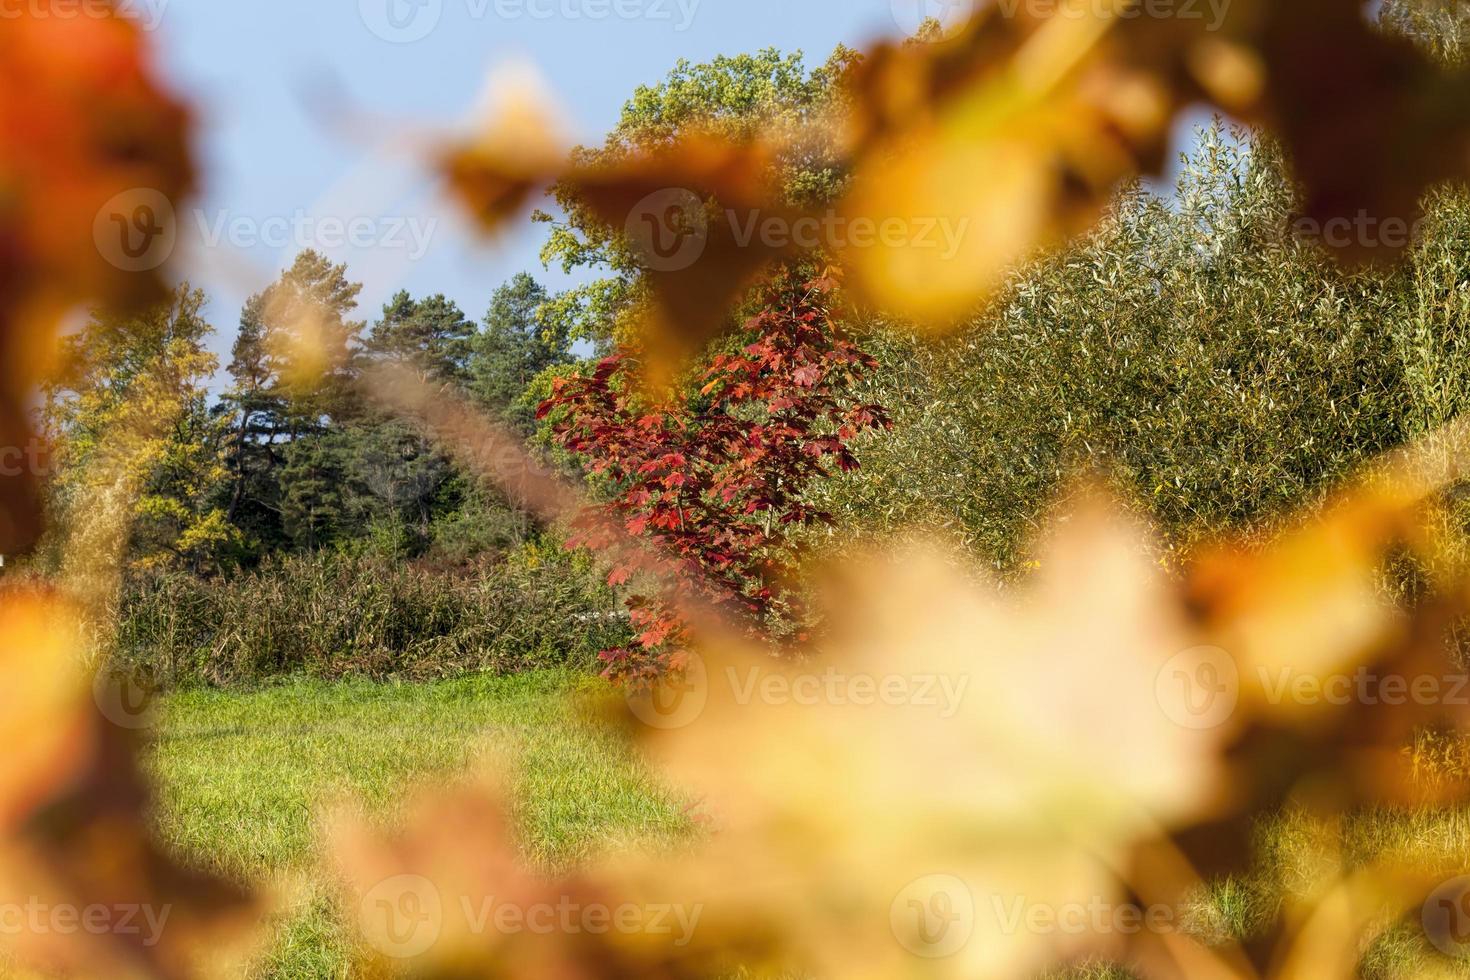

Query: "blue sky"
<box><xmin>137</xmin><ymin>0</ymin><xmax>947</xmax><ymax>375</ymax></box>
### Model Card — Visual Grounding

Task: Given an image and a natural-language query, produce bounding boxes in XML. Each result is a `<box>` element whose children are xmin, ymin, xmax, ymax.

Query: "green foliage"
<box><xmin>809</xmin><ymin>125</ymin><xmax>1416</xmax><ymax>569</ymax></box>
<box><xmin>537</xmin><ymin>47</ymin><xmax>855</xmax><ymax>347</ymax></box>
<box><xmin>339</xmin><ymin>418</ymin><xmax>453</xmax><ymax>533</ymax></box>
<box><xmin>470</xmin><ymin>272</ymin><xmax>571</xmax><ymax>429</ymax></box>
<box><xmin>1382</xmin><ymin>0</ymin><xmax>1470</xmax><ymax>65</ymax></box>
<box><xmin>218</xmin><ymin>292</ymin><xmax>290</xmax><ymax>553</ymax></box>
<box><xmin>426</xmin><ymin>478</ymin><xmax>534</xmax><ymax>564</ymax></box>
<box><xmin>41</xmin><ymin>283</ymin><xmax>238</xmax><ymax>571</ymax></box>
<box><xmin>366</xmin><ymin>290</ymin><xmax>476</xmax><ymax>383</ymax></box>
<box><xmin>113</xmin><ymin>540</ymin><xmax>627</xmax><ymax>685</ymax></box>
<box><xmin>278</xmin><ymin>430</ymin><xmax>351</xmax><ymax>551</ymax></box>
<box><xmin>218</xmin><ymin>250</ymin><xmax>367</xmax><ymax>555</ymax></box>
<box><xmin>257</xmin><ymin>249</ymin><xmax>365</xmax><ymax>420</ymax></box>
<box><xmin>1390</xmin><ymin>182</ymin><xmax>1470</xmax><ymax>436</ymax></box>
<box><xmin>144</xmin><ymin>672</ymin><xmax>692</xmax><ymax>975</ymax></box>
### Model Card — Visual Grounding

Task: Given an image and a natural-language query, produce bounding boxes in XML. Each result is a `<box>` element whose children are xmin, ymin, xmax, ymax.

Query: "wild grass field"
<box><xmin>130</xmin><ymin>671</ymin><xmax>1470</xmax><ymax>979</ymax></box>
<box><xmin>142</xmin><ymin>672</ymin><xmax>692</xmax><ymax>978</ymax></box>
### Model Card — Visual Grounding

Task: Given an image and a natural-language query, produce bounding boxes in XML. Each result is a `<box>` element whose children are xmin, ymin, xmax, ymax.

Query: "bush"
<box><xmin>809</xmin><ymin>125</ymin><xmax>1423</xmax><ymax>571</ymax></box>
<box><xmin>112</xmin><ymin>541</ymin><xmax>627</xmax><ymax>686</ymax></box>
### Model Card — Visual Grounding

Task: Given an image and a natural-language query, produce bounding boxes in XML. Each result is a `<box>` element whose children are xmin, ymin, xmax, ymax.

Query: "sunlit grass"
<box><xmin>145</xmin><ymin>671</ymin><xmax>692</xmax><ymax>978</ymax></box>
<box><xmin>141</xmin><ymin>672</ymin><xmax>1470</xmax><ymax>979</ymax></box>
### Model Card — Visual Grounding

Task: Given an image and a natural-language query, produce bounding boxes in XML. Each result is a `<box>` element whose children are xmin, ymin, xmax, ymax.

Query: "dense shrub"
<box><xmin>112</xmin><ymin>542</ymin><xmax>626</xmax><ymax>685</ymax></box>
<box><xmin>808</xmin><ymin>126</ymin><xmax>1445</xmax><ymax>571</ymax></box>
<box><xmin>542</xmin><ymin>272</ymin><xmax>888</xmax><ymax>682</ymax></box>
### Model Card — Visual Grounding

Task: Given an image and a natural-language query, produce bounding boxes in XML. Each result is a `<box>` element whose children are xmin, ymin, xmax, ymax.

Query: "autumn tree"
<box><xmin>41</xmin><ymin>284</ymin><xmax>237</xmax><ymax>572</ymax></box>
<box><xmin>543</xmin><ymin>272</ymin><xmax>888</xmax><ymax>682</ymax></box>
<box><xmin>536</xmin><ymin>49</ymin><xmax>886</xmax><ymax>680</ymax></box>
<box><xmin>536</xmin><ymin>48</ymin><xmax>857</xmax><ymax>348</ymax></box>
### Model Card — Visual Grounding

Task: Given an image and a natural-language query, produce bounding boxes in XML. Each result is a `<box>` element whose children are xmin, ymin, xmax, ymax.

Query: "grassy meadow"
<box><xmin>120</xmin><ymin>671</ymin><xmax>1470</xmax><ymax>979</ymax></box>
<box><xmin>142</xmin><ymin>672</ymin><xmax>691</xmax><ymax>978</ymax></box>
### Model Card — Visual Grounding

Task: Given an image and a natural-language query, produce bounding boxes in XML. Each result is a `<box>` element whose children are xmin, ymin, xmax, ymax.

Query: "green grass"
<box><xmin>141</xmin><ymin>671</ymin><xmax>1470</xmax><ymax>979</ymax></box>
<box><xmin>144</xmin><ymin>670</ymin><xmax>692</xmax><ymax>978</ymax></box>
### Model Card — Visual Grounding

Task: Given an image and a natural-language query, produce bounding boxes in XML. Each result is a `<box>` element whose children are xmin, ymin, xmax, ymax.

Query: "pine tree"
<box><xmin>366</xmin><ymin>291</ymin><xmax>477</xmax><ymax>384</ymax></box>
<box><xmin>470</xmin><ymin>273</ymin><xmax>569</xmax><ymax>429</ymax></box>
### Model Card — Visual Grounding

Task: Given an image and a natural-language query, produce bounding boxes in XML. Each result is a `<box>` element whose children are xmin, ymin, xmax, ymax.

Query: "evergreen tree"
<box><xmin>259</xmin><ymin>249</ymin><xmax>365</xmax><ymax>426</ymax></box>
<box><xmin>366</xmin><ymin>291</ymin><xmax>476</xmax><ymax>383</ymax></box>
<box><xmin>278</xmin><ymin>431</ymin><xmax>349</xmax><ymax>551</ymax></box>
<box><xmin>470</xmin><ymin>273</ymin><xmax>569</xmax><ymax>429</ymax></box>
<box><xmin>218</xmin><ymin>293</ymin><xmax>290</xmax><ymax>550</ymax></box>
<box><xmin>217</xmin><ymin>251</ymin><xmax>366</xmax><ymax>555</ymax></box>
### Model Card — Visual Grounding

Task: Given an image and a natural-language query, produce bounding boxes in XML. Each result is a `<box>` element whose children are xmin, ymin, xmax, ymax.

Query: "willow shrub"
<box><xmin>808</xmin><ymin>125</ymin><xmax>1470</xmax><ymax>573</ymax></box>
<box><xmin>113</xmin><ymin>542</ymin><xmax>626</xmax><ymax>685</ymax></box>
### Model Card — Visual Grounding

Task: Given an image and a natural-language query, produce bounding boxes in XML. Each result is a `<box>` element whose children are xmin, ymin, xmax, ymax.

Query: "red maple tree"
<box><xmin>540</xmin><ymin>269</ymin><xmax>891</xmax><ymax>685</ymax></box>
